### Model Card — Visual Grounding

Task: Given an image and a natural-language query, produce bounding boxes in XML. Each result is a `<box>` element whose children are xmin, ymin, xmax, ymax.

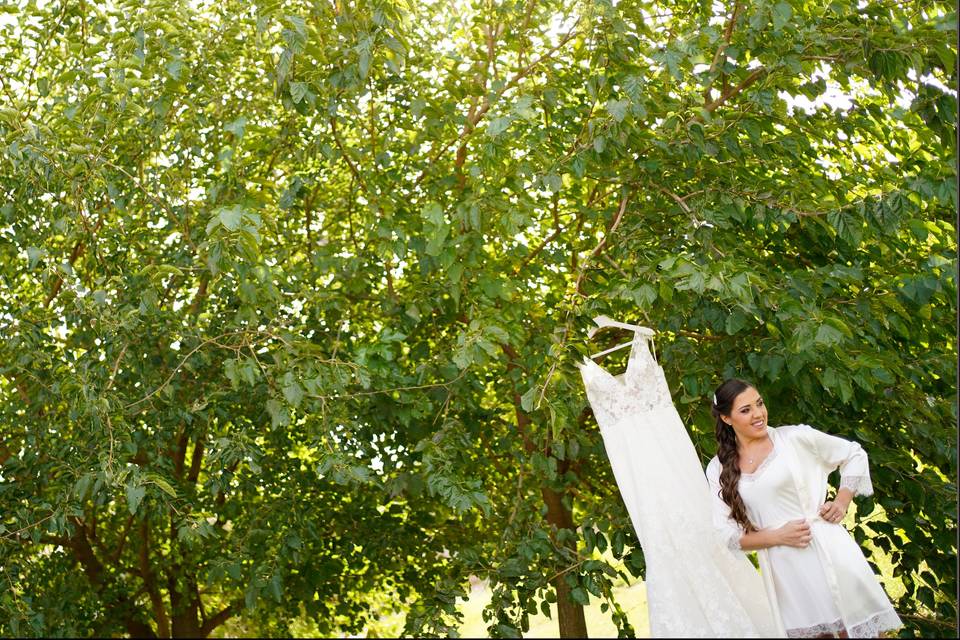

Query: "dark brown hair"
<box><xmin>712</xmin><ymin>378</ymin><xmax>757</xmax><ymax>533</ymax></box>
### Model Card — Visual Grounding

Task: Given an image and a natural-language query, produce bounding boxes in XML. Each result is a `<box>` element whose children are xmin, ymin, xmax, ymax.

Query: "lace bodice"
<box><xmin>579</xmin><ymin>333</ymin><xmax>673</xmax><ymax>428</ymax></box>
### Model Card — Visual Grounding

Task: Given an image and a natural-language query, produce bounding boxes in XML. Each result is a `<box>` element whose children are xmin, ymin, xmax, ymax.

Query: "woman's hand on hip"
<box><xmin>819</xmin><ymin>499</ymin><xmax>849</xmax><ymax>524</ymax></box>
<box><xmin>776</xmin><ymin>519</ymin><xmax>812</xmax><ymax>548</ymax></box>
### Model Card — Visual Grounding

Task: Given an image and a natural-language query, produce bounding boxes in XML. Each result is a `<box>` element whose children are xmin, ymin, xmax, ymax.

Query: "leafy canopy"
<box><xmin>0</xmin><ymin>0</ymin><xmax>955</xmax><ymax>637</ymax></box>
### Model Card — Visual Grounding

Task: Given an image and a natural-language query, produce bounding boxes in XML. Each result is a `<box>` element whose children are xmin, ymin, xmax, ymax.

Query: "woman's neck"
<box><xmin>737</xmin><ymin>433</ymin><xmax>771</xmax><ymax>449</ymax></box>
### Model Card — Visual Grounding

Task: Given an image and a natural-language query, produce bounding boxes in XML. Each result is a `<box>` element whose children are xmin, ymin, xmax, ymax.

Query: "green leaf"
<box><xmin>283</xmin><ymin>380</ymin><xmax>304</xmax><ymax>408</ymax></box>
<box><xmin>827</xmin><ymin>209</ymin><xmax>861</xmax><ymax>246</ymax></box>
<box><xmin>165</xmin><ymin>57</ymin><xmax>183</xmax><ymax>80</ymax></box>
<box><xmin>632</xmin><ymin>284</ymin><xmax>657</xmax><ymax>307</ymax></box>
<box><xmin>772</xmin><ymin>2</ymin><xmax>793</xmax><ymax>32</ymax></box>
<box><xmin>486</xmin><ymin>116</ymin><xmax>512</xmax><ymax>137</ymax></box>
<box><xmin>814</xmin><ymin>322</ymin><xmax>845</xmax><ymax>346</ymax></box>
<box><xmin>126</xmin><ymin>482</ymin><xmax>146</xmax><ymax>515</ymax></box>
<box><xmin>725</xmin><ymin>309</ymin><xmax>749</xmax><ymax>335</ymax></box>
<box><xmin>822</xmin><ymin>367</ymin><xmax>839</xmax><ymax>391</ymax></box>
<box><xmin>543</xmin><ymin>173</ymin><xmax>562</xmax><ymax>193</ymax></box>
<box><xmin>74</xmin><ymin>473</ymin><xmax>95</xmax><ymax>500</ymax></box>
<box><xmin>583</xmin><ymin>526</ymin><xmax>596</xmax><ymax>552</ymax></box>
<box><xmin>266</xmin><ymin>399</ymin><xmax>289</xmax><ymax>427</ymax></box>
<box><xmin>145</xmin><ymin>473</ymin><xmax>177</xmax><ymax>499</ymax></box>
<box><xmin>823</xmin><ymin>317</ymin><xmax>852</xmax><ymax>338</ymax></box>
<box><xmin>270</xmin><ymin>574</ymin><xmax>283</xmax><ymax>602</ymax></box>
<box><xmin>605</xmin><ymin>98</ymin><xmax>629</xmax><ymax>123</ymax></box>
<box><xmin>227</xmin><ymin>562</ymin><xmax>243</xmax><ymax>580</ymax></box>
<box><xmin>289</xmin><ymin>82</ymin><xmax>308</xmax><ymax>104</ymax></box>
<box><xmin>218</xmin><ymin>205</ymin><xmax>244</xmax><ymax>231</ymax></box>
<box><xmin>426</xmin><ymin>225</ymin><xmax>449</xmax><ymax>256</ymax></box>
<box><xmin>26</xmin><ymin>246</ymin><xmax>45</xmax><ymax>269</ymax></box>
<box><xmin>244</xmin><ymin>584</ymin><xmax>259</xmax><ymax>610</ymax></box>
<box><xmin>837</xmin><ymin>375</ymin><xmax>853</xmax><ymax>403</ymax></box>
<box><xmin>520</xmin><ymin>386</ymin><xmax>537</xmax><ymax>412</ymax></box>
<box><xmin>570</xmin><ymin>587</ymin><xmax>589</xmax><ymax>605</ymax></box>
<box><xmin>688</xmin><ymin>122</ymin><xmax>705</xmax><ymax>149</ymax></box>
<box><xmin>285</xmin><ymin>15</ymin><xmax>307</xmax><ymax>39</ymax></box>
<box><xmin>225</xmin><ymin>116</ymin><xmax>247</xmax><ymax>138</ymax></box>
<box><xmin>421</xmin><ymin>202</ymin><xmax>444</xmax><ymax>225</ymax></box>
<box><xmin>685</xmin><ymin>270</ymin><xmax>706</xmax><ymax>293</ymax></box>
<box><xmin>358</xmin><ymin>49</ymin><xmax>370</xmax><ymax>79</ymax></box>
<box><xmin>511</xmin><ymin>95</ymin><xmax>537</xmax><ymax>120</ymax></box>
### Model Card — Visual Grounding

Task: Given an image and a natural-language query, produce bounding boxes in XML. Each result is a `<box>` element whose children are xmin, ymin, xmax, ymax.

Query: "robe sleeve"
<box><xmin>794</xmin><ymin>424</ymin><xmax>874</xmax><ymax>497</ymax></box>
<box><xmin>706</xmin><ymin>457</ymin><xmax>746</xmax><ymax>551</ymax></box>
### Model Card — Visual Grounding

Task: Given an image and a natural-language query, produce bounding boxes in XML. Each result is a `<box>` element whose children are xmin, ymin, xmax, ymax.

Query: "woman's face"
<box><xmin>722</xmin><ymin>386</ymin><xmax>769</xmax><ymax>440</ymax></box>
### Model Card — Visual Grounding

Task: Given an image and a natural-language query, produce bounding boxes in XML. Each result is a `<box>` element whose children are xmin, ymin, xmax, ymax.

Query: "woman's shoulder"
<box><xmin>770</xmin><ymin>424</ymin><xmax>815</xmax><ymax>439</ymax></box>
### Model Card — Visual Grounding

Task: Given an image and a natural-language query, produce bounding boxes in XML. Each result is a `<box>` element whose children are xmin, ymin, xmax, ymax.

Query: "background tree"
<box><xmin>0</xmin><ymin>0</ymin><xmax>955</xmax><ymax>638</ymax></box>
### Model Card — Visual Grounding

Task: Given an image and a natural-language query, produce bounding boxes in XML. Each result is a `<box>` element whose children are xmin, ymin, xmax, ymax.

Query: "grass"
<box><xmin>450</xmin><ymin>500</ymin><xmax>906</xmax><ymax>638</ymax></box>
<box><xmin>454</xmin><ymin>577</ymin><xmax>650</xmax><ymax>638</ymax></box>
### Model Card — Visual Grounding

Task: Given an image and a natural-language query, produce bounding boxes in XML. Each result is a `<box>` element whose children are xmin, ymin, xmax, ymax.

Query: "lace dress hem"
<box><xmin>785</xmin><ymin>609</ymin><xmax>902</xmax><ymax>638</ymax></box>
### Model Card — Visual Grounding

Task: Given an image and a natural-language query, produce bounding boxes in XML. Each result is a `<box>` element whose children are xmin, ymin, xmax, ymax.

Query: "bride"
<box><xmin>707</xmin><ymin>377</ymin><xmax>902</xmax><ymax>638</ymax></box>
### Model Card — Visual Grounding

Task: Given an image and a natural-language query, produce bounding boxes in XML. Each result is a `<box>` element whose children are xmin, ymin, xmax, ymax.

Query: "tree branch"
<box><xmin>139</xmin><ymin>519</ymin><xmax>171</xmax><ymax>638</ymax></box>
<box><xmin>517</xmin><ymin>196</ymin><xmax>566</xmax><ymax>272</ymax></box>
<box><xmin>703</xmin><ymin>1</ymin><xmax>743</xmax><ymax>105</ymax></box>
<box><xmin>500</xmin><ymin>343</ymin><xmax>538</xmax><ymax>456</ymax></box>
<box><xmin>416</xmin><ymin>17</ymin><xmax>582</xmax><ymax>186</ymax></box>
<box><xmin>574</xmin><ymin>189</ymin><xmax>630</xmax><ymax>296</ymax></box>
<box><xmin>187</xmin><ymin>429</ymin><xmax>205</xmax><ymax>484</ymax></box>
<box><xmin>105</xmin><ymin>342</ymin><xmax>128</xmax><ymax>392</ymax></box>
<box><xmin>187</xmin><ymin>274</ymin><xmax>209</xmax><ymax>316</ymax></box>
<box><xmin>329</xmin><ymin>116</ymin><xmax>370</xmax><ymax>196</ymax></box>
<box><xmin>173</xmin><ymin>427</ymin><xmax>188</xmax><ymax>479</ymax></box>
<box><xmin>701</xmin><ymin>67</ymin><xmax>766</xmax><ymax>115</ymax></box>
<box><xmin>44</xmin><ymin>232</ymin><xmax>90</xmax><ymax>307</ymax></box>
<box><xmin>110</xmin><ymin>511</ymin><xmax>137</xmax><ymax>564</ymax></box>
<box><xmin>515</xmin><ymin>0</ymin><xmax>538</xmax><ymax>69</ymax></box>
<box><xmin>303</xmin><ymin>187</ymin><xmax>317</xmax><ymax>252</ymax></box>
<box><xmin>199</xmin><ymin>600</ymin><xmax>244</xmax><ymax>637</ymax></box>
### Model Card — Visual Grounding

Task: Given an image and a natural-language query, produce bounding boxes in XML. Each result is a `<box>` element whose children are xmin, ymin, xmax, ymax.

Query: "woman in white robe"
<box><xmin>705</xmin><ymin>378</ymin><xmax>902</xmax><ymax>638</ymax></box>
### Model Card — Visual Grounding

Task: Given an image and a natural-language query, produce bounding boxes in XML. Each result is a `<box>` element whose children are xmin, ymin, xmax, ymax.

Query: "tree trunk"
<box><xmin>501</xmin><ymin>342</ymin><xmax>588</xmax><ymax>637</ymax></box>
<box><xmin>171</xmin><ymin>614</ymin><xmax>202</xmax><ymax>638</ymax></box>
<box><xmin>66</xmin><ymin>522</ymin><xmax>159</xmax><ymax>637</ymax></box>
<box><xmin>542</xmin><ymin>485</ymin><xmax>588</xmax><ymax>638</ymax></box>
<box><xmin>168</xmin><ymin>564</ymin><xmax>204</xmax><ymax>638</ymax></box>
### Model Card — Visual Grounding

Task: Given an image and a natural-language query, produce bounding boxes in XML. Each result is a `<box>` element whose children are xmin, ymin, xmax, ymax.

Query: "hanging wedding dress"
<box><xmin>578</xmin><ymin>319</ymin><xmax>785</xmax><ymax>638</ymax></box>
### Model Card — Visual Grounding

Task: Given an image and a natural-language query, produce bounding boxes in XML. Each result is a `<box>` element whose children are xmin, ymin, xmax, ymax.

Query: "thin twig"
<box><xmin>105</xmin><ymin>343</ymin><xmax>128</xmax><ymax>391</ymax></box>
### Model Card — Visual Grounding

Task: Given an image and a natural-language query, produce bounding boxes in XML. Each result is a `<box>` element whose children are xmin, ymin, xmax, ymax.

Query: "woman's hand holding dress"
<box><xmin>775</xmin><ymin>519</ymin><xmax>812</xmax><ymax>548</ymax></box>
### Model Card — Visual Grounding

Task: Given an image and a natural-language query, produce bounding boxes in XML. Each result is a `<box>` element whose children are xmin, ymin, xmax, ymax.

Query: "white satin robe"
<box><xmin>706</xmin><ymin>425</ymin><xmax>902</xmax><ymax>638</ymax></box>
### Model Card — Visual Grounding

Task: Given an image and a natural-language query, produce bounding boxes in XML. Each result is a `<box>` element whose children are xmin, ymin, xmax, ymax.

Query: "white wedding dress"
<box><xmin>579</xmin><ymin>325</ymin><xmax>784</xmax><ymax>638</ymax></box>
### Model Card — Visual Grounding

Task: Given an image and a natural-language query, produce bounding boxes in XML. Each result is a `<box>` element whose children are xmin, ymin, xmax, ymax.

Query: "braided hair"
<box><xmin>712</xmin><ymin>378</ymin><xmax>757</xmax><ymax>533</ymax></box>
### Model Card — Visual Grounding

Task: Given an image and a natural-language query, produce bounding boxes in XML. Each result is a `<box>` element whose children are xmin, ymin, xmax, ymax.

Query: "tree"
<box><xmin>0</xmin><ymin>0</ymin><xmax>955</xmax><ymax>637</ymax></box>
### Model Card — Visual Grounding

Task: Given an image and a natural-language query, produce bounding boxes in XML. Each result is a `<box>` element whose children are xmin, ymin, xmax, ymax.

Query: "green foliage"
<box><xmin>0</xmin><ymin>0</ymin><xmax>955</xmax><ymax>637</ymax></box>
